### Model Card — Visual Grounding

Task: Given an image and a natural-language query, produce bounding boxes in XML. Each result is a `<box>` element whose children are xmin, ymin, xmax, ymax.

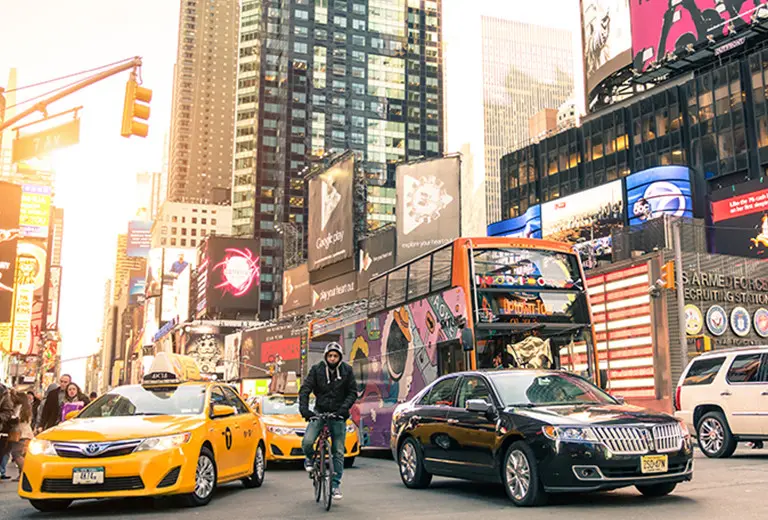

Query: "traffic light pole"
<box><xmin>0</xmin><ymin>57</ymin><xmax>143</xmax><ymax>133</ymax></box>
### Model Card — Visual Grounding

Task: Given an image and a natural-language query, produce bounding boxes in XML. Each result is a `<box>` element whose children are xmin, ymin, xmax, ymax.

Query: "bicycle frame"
<box><xmin>310</xmin><ymin>414</ymin><xmax>338</xmax><ymax>511</ymax></box>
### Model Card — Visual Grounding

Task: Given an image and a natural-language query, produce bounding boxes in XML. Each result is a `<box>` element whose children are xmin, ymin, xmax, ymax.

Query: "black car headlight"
<box><xmin>542</xmin><ymin>425</ymin><xmax>600</xmax><ymax>443</ymax></box>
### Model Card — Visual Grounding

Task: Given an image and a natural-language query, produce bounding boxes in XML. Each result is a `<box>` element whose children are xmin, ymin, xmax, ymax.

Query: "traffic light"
<box><xmin>121</xmin><ymin>75</ymin><xmax>152</xmax><ymax>138</ymax></box>
<box><xmin>693</xmin><ymin>335</ymin><xmax>712</xmax><ymax>353</ymax></box>
<box><xmin>661</xmin><ymin>260</ymin><xmax>675</xmax><ymax>289</ymax></box>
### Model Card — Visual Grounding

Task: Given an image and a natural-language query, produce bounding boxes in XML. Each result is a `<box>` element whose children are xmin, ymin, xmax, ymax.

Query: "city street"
<box><xmin>1</xmin><ymin>448</ymin><xmax>766</xmax><ymax>519</ymax></box>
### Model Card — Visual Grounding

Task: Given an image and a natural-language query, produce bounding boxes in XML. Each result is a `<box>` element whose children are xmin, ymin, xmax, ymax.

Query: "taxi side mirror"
<box><xmin>251</xmin><ymin>401</ymin><xmax>261</xmax><ymax>414</ymax></box>
<box><xmin>211</xmin><ymin>404</ymin><xmax>236</xmax><ymax>419</ymax></box>
<box><xmin>65</xmin><ymin>410</ymin><xmax>80</xmax><ymax>421</ymax></box>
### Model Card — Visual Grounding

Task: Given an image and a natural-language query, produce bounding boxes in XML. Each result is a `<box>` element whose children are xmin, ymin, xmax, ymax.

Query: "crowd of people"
<box><xmin>0</xmin><ymin>374</ymin><xmax>94</xmax><ymax>482</ymax></box>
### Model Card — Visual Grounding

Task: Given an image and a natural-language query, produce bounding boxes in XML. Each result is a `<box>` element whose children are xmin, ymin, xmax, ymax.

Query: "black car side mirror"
<box><xmin>614</xmin><ymin>396</ymin><xmax>626</xmax><ymax>405</ymax></box>
<box><xmin>466</xmin><ymin>399</ymin><xmax>492</xmax><ymax>414</ymax></box>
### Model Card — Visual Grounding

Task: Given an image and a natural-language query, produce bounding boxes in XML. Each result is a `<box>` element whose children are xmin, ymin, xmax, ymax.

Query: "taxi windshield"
<box><xmin>79</xmin><ymin>384</ymin><xmax>207</xmax><ymax>418</ymax></box>
<box><xmin>262</xmin><ymin>395</ymin><xmax>313</xmax><ymax>415</ymax></box>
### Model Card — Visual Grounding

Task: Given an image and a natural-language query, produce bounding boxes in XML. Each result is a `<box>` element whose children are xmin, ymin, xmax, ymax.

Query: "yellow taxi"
<box><xmin>250</xmin><ymin>393</ymin><xmax>360</xmax><ymax>467</ymax></box>
<box><xmin>19</xmin><ymin>353</ymin><xmax>267</xmax><ymax>513</ymax></box>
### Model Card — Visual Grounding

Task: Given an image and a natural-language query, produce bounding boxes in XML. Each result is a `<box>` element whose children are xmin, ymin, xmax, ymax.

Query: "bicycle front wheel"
<box><xmin>323</xmin><ymin>438</ymin><xmax>334</xmax><ymax>511</ymax></box>
<box><xmin>313</xmin><ymin>459</ymin><xmax>322</xmax><ymax>503</ymax></box>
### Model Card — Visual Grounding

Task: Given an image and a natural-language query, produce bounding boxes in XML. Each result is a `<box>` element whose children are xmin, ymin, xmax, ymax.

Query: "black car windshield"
<box><xmin>78</xmin><ymin>384</ymin><xmax>207</xmax><ymax>418</ymax></box>
<box><xmin>490</xmin><ymin>372</ymin><xmax>616</xmax><ymax>407</ymax></box>
<box><xmin>262</xmin><ymin>395</ymin><xmax>314</xmax><ymax>415</ymax></box>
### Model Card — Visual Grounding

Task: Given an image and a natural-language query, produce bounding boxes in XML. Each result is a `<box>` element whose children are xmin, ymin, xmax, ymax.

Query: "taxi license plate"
<box><xmin>640</xmin><ymin>455</ymin><xmax>668</xmax><ymax>474</ymax></box>
<box><xmin>72</xmin><ymin>467</ymin><xmax>104</xmax><ymax>485</ymax></box>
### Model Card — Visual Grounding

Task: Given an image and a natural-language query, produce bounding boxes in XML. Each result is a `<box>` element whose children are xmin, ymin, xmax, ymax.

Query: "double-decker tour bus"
<box><xmin>307</xmin><ymin>237</ymin><xmax>598</xmax><ymax>449</ymax></box>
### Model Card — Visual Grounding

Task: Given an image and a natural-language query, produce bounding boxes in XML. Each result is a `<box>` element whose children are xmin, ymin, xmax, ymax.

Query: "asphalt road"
<box><xmin>1</xmin><ymin>448</ymin><xmax>767</xmax><ymax>519</ymax></box>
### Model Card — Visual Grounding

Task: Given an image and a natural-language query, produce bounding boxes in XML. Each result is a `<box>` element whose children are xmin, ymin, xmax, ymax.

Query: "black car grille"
<box><xmin>54</xmin><ymin>446</ymin><xmax>137</xmax><ymax>458</ymax></box>
<box><xmin>53</xmin><ymin>440</ymin><xmax>142</xmax><ymax>459</ymax></box>
<box><xmin>290</xmin><ymin>448</ymin><xmax>304</xmax><ymax>456</ymax></box>
<box><xmin>41</xmin><ymin>476</ymin><xmax>144</xmax><ymax>494</ymax></box>
<box><xmin>601</xmin><ymin>462</ymin><xmax>688</xmax><ymax>479</ymax></box>
<box><xmin>271</xmin><ymin>444</ymin><xmax>285</xmax><ymax>456</ymax></box>
<box><xmin>157</xmin><ymin>467</ymin><xmax>181</xmax><ymax>488</ymax></box>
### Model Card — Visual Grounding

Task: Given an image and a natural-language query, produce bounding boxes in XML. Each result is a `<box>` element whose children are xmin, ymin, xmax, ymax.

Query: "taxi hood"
<box><xmin>38</xmin><ymin>415</ymin><xmax>206</xmax><ymax>442</ymax></box>
<box><xmin>261</xmin><ymin>414</ymin><xmax>307</xmax><ymax>428</ymax></box>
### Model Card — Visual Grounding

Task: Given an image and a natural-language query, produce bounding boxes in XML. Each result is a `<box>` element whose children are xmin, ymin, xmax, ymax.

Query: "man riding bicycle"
<box><xmin>299</xmin><ymin>342</ymin><xmax>357</xmax><ymax>501</ymax></box>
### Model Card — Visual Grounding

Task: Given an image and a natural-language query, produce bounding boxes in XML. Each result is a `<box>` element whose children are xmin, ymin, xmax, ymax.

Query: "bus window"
<box><xmin>369</xmin><ymin>276</ymin><xmax>387</xmax><ymax>314</ymax></box>
<box><xmin>438</xmin><ymin>341</ymin><xmax>466</xmax><ymax>376</ymax></box>
<box><xmin>431</xmin><ymin>247</ymin><xmax>452</xmax><ymax>291</ymax></box>
<box><xmin>387</xmin><ymin>267</ymin><xmax>407</xmax><ymax>307</ymax></box>
<box><xmin>407</xmin><ymin>257</ymin><xmax>431</xmax><ymax>300</ymax></box>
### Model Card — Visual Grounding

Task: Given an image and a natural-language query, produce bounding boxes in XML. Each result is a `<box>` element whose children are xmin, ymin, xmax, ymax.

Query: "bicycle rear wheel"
<box><xmin>323</xmin><ymin>438</ymin><xmax>334</xmax><ymax>511</ymax></box>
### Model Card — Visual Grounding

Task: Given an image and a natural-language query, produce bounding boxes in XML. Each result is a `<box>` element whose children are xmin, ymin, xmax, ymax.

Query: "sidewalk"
<box><xmin>0</xmin><ymin>465</ymin><xmax>21</xmax><ymax>498</ymax></box>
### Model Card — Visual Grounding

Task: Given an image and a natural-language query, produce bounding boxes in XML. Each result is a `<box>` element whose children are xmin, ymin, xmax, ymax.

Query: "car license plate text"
<box><xmin>72</xmin><ymin>467</ymin><xmax>104</xmax><ymax>485</ymax></box>
<box><xmin>640</xmin><ymin>454</ymin><xmax>668</xmax><ymax>474</ymax></box>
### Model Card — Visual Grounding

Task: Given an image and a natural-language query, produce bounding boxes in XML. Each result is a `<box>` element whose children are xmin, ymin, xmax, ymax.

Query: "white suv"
<box><xmin>674</xmin><ymin>346</ymin><xmax>768</xmax><ymax>458</ymax></box>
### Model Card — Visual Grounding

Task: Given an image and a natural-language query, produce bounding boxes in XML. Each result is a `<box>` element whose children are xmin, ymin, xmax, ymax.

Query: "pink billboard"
<box><xmin>631</xmin><ymin>0</ymin><xmax>768</xmax><ymax>71</ymax></box>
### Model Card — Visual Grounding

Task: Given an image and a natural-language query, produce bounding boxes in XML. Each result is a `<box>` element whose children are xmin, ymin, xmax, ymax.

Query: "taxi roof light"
<box><xmin>142</xmin><ymin>353</ymin><xmax>202</xmax><ymax>388</ymax></box>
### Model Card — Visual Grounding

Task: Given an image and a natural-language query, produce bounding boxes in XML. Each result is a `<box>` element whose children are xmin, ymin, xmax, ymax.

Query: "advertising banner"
<box><xmin>19</xmin><ymin>184</ymin><xmax>52</xmax><ymax>239</ymax></box>
<box><xmin>223</xmin><ymin>332</ymin><xmax>242</xmax><ymax>382</ymax></box>
<box><xmin>396</xmin><ymin>156</ymin><xmax>461</xmax><ymax>263</ymax></box>
<box><xmin>583</xmin><ymin>0</ymin><xmax>632</xmax><ymax>96</ymax></box>
<box><xmin>184</xmin><ymin>333</ymin><xmax>225</xmax><ymax>375</ymax></box>
<box><xmin>358</xmin><ymin>228</ymin><xmax>396</xmax><ymax>291</ymax></box>
<box><xmin>308</xmin><ymin>155</ymin><xmax>355</xmax><ymax>271</ymax></box>
<box><xmin>282</xmin><ymin>264</ymin><xmax>310</xmax><ymax>314</ymax></box>
<box><xmin>160</xmin><ymin>248</ymin><xmax>196</xmax><ymax>322</ymax></box>
<box><xmin>145</xmin><ymin>248</ymin><xmax>163</xmax><ymax>299</ymax></box>
<box><xmin>241</xmin><ymin>324</ymin><xmax>303</xmax><ymax>378</ymax></box>
<box><xmin>196</xmin><ymin>240</ymin><xmax>209</xmax><ymax>317</ymax></box>
<box><xmin>204</xmin><ymin>237</ymin><xmax>261</xmax><ymax>314</ymax></box>
<box><xmin>711</xmin><ymin>179</ymin><xmax>768</xmax><ymax>257</ymax></box>
<box><xmin>46</xmin><ymin>265</ymin><xmax>62</xmax><ymax>330</ymax></box>
<box><xmin>143</xmin><ymin>298</ymin><xmax>158</xmax><ymax>346</ymax></box>
<box><xmin>0</xmin><ymin>182</ymin><xmax>22</xmax><ymax>323</ymax></box>
<box><xmin>487</xmin><ymin>205</ymin><xmax>542</xmax><ymax>238</ymax></box>
<box><xmin>311</xmin><ymin>270</ymin><xmax>357</xmax><ymax>311</ymax></box>
<box><xmin>11</xmin><ymin>283</ymin><xmax>33</xmax><ymax>355</ymax></box>
<box><xmin>625</xmin><ymin>166</ymin><xmax>693</xmax><ymax>226</ymax></box>
<box><xmin>127</xmin><ymin>220</ymin><xmax>152</xmax><ymax>258</ymax></box>
<box><xmin>630</xmin><ymin>0</ymin><xmax>768</xmax><ymax>72</ymax></box>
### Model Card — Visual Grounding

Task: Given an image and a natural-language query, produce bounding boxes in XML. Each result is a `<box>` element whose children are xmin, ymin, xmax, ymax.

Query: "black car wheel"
<box><xmin>697</xmin><ymin>411</ymin><xmax>737</xmax><ymax>459</ymax></box>
<box><xmin>636</xmin><ymin>482</ymin><xmax>677</xmax><ymax>497</ymax></box>
<box><xmin>180</xmin><ymin>447</ymin><xmax>217</xmax><ymax>507</ymax></box>
<box><xmin>29</xmin><ymin>499</ymin><xmax>72</xmax><ymax>512</ymax></box>
<box><xmin>398</xmin><ymin>437</ymin><xmax>432</xmax><ymax>489</ymax></box>
<box><xmin>344</xmin><ymin>456</ymin><xmax>355</xmax><ymax>468</ymax></box>
<box><xmin>242</xmin><ymin>443</ymin><xmax>266</xmax><ymax>488</ymax></box>
<box><xmin>502</xmin><ymin>441</ymin><xmax>546</xmax><ymax>507</ymax></box>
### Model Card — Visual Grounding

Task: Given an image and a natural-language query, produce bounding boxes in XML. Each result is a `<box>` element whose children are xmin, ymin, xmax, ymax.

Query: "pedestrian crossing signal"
<box><xmin>693</xmin><ymin>335</ymin><xmax>712</xmax><ymax>353</ymax></box>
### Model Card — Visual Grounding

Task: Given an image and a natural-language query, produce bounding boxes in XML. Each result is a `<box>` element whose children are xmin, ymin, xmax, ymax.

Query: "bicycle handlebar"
<box><xmin>310</xmin><ymin>412</ymin><xmax>343</xmax><ymax>421</ymax></box>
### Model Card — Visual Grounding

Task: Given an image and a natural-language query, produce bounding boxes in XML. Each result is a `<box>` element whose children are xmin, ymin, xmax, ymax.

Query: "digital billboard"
<box><xmin>583</xmin><ymin>0</ymin><xmax>632</xmax><ymax>97</ymax></box>
<box><xmin>282</xmin><ymin>263</ymin><xmax>310</xmax><ymax>314</ymax></box>
<box><xmin>184</xmin><ymin>333</ymin><xmax>225</xmax><ymax>375</ymax></box>
<box><xmin>19</xmin><ymin>184</ymin><xmax>51</xmax><ymax>239</ymax></box>
<box><xmin>223</xmin><ymin>332</ymin><xmax>242</xmax><ymax>382</ymax></box>
<box><xmin>0</xmin><ymin>182</ymin><xmax>22</xmax><ymax>322</ymax></box>
<box><xmin>358</xmin><ymin>228</ymin><xmax>396</xmax><ymax>292</ymax></box>
<box><xmin>241</xmin><ymin>323</ymin><xmax>303</xmax><ymax>378</ymax></box>
<box><xmin>160</xmin><ymin>248</ymin><xmax>196</xmax><ymax>322</ymax></box>
<box><xmin>487</xmin><ymin>205</ymin><xmax>543</xmax><ymax>238</ymax></box>
<box><xmin>308</xmin><ymin>155</ymin><xmax>355</xmax><ymax>271</ymax></box>
<box><xmin>396</xmin><ymin>156</ymin><xmax>461</xmax><ymax>263</ymax></box>
<box><xmin>631</xmin><ymin>0</ymin><xmax>768</xmax><ymax>72</ymax></box>
<box><xmin>127</xmin><ymin>220</ymin><xmax>152</xmax><ymax>258</ymax></box>
<box><xmin>311</xmin><ymin>270</ymin><xmax>357</xmax><ymax>311</ymax></box>
<box><xmin>204</xmin><ymin>237</ymin><xmax>261</xmax><ymax>314</ymax></box>
<box><xmin>625</xmin><ymin>166</ymin><xmax>694</xmax><ymax>226</ymax></box>
<box><xmin>711</xmin><ymin>179</ymin><xmax>768</xmax><ymax>257</ymax></box>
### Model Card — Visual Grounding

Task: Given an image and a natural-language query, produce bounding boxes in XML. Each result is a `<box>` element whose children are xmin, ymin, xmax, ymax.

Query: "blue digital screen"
<box><xmin>625</xmin><ymin>166</ymin><xmax>693</xmax><ymax>226</ymax></box>
<box><xmin>487</xmin><ymin>205</ymin><xmax>542</xmax><ymax>238</ymax></box>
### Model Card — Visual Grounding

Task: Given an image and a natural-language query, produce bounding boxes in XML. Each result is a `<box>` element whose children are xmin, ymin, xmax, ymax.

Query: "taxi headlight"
<box><xmin>542</xmin><ymin>425</ymin><xmax>599</xmax><ymax>443</ymax></box>
<box><xmin>267</xmin><ymin>426</ymin><xmax>296</xmax><ymax>436</ymax></box>
<box><xmin>28</xmin><ymin>439</ymin><xmax>56</xmax><ymax>456</ymax></box>
<box><xmin>135</xmin><ymin>432</ymin><xmax>192</xmax><ymax>452</ymax></box>
<box><xmin>346</xmin><ymin>422</ymin><xmax>357</xmax><ymax>434</ymax></box>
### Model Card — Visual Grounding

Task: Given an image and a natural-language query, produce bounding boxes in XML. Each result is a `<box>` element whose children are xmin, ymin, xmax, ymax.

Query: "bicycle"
<box><xmin>309</xmin><ymin>412</ymin><xmax>341</xmax><ymax>511</ymax></box>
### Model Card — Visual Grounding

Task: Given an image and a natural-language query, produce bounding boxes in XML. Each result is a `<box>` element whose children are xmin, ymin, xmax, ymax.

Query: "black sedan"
<box><xmin>391</xmin><ymin>370</ymin><xmax>693</xmax><ymax>506</ymax></box>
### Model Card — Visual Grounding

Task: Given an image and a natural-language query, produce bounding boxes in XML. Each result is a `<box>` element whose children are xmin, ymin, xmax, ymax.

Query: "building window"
<box><xmin>192</xmin><ymin>217</ymin><xmax>197</xmax><ymax>224</ymax></box>
<box><xmin>172</xmin><ymin>216</ymin><xmax>178</xmax><ymax>223</ymax></box>
<box><xmin>160</xmin><ymin>238</ymin><xmax>167</xmax><ymax>245</ymax></box>
<box><xmin>201</xmin><ymin>218</ymin><xmax>207</xmax><ymax>224</ymax></box>
<box><xmin>171</xmin><ymin>227</ymin><xmax>177</xmax><ymax>234</ymax></box>
<box><xmin>181</xmin><ymin>228</ymin><xmax>187</xmax><ymax>236</ymax></box>
<box><xmin>171</xmin><ymin>238</ymin><xmax>177</xmax><ymax>246</ymax></box>
<box><xmin>191</xmin><ymin>239</ymin><xmax>197</xmax><ymax>247</ymax></box>
<box><xmin>211</xmin><ymin>219</ymin><xmax>217</xmax><ymax>225</ymax></box>
<box><xmin>191</xmin><ymin>229</ymin><xmax>197</xmax><ymax>236</ymax></box>
<box><xmin>181</xmin><ymin>217</ymin><xmax>186</xmax><ymax>223</ymax></box>
<box><xmin>181</xmin><ymin>238</ymin><xmax>187</xmax><ymax>246</ymax></box>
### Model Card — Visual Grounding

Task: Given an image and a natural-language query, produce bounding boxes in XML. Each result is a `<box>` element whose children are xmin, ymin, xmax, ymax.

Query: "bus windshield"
<box><xmin>473</xmin><ymin>248</ymin><xmax>582</xmax><ymax>290</ymax></box>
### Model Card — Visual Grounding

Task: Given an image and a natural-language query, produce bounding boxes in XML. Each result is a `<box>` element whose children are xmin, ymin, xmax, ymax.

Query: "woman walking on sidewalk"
<box><xmin>8</xmin><ymin>391</ymin><xmax>33</xmax><ymax>481</ymax></box>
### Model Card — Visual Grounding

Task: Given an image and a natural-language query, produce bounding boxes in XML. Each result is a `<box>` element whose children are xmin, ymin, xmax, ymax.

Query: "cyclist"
<box><xmin>299</xmin><ymin>342</ymin><xmax>357</xmax><ymax>501</ymax></box>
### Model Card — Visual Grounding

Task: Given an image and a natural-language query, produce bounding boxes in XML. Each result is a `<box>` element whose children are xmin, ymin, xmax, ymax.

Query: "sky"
<box><xmin>0</xmin><ymin>0</ymin><xmax>180</xmax><ymax>386</ymax></box>
<box><xmin>0</xmin><ymin>0</ymin><xmax>583</xmax><ymax>387</ymax></box>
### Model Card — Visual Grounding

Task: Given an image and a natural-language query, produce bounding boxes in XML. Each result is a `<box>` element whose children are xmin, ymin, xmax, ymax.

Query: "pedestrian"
<box><xmin>8</xmin><ymin>391</ymin><xmax>33</xmax><ymax>481</ymax></box>
<box><xmin>38</xmin><ymin>374</ymin><xmax>72</xmax><ymax>431</ymax></box>
<box><xmin>0</xmin><ymin>385</ymin><xmax>15</xmax><ymax>481</ymax></box>
<box><xmin>35</xmin><ymin>383</ymin><xmax>58</xmax><ymax>434</ymax></box>
<box><xmin>26</xmin><ymin>392</ymin><xmax>40</xmax><ymax>430</ymax></box>
<box><xmin>60</xmin><ymin>383</ymin><xmax>89</xmax><ymax>422</ymax></box>
<box><xmin>89</xmin><ymin>392</ymin><xmax>98</xmax><ymax>401</ymax></box>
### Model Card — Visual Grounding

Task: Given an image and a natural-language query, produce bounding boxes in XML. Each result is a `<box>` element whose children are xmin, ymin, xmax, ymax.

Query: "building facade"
<box><xmin>233</xmin><ymin>0</ymin><xmax>444</xmax><ymax>316</ymax></box>
<box><xmin>167</xmin><ymin>0</ymin><xmax>239</xmax><ymax>203</ymax></box>
<box><xmin>150</xmin><ymin>200</ymin><xmax>233</xmax><ymax>249</ymax></box>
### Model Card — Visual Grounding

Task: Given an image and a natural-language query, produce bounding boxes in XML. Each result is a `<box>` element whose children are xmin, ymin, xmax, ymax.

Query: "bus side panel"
<box><xmin>348</xmin><ymin>287</ymin><xmax>468</xmax><ymax>449</ymax></box>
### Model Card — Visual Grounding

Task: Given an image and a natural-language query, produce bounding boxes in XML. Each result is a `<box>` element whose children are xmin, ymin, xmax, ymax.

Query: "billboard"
<box><xmin>223</xmin><ymin>332</ymin><xmax>241</xmax><ymax>382</ymax></box>
<box><xmin>203</xmin><ymin>237</ymin><xmax>261</xmax><ymax>314</ymax></box>
<box><xmin>19</xmin><ymin>184</ymin><xmax>51</xmax><ymax>239</ymax></box>
<box><xmin>127</xmin><ymin>220</ymin><xmax>152</xmax><ymax>258</ymax></box>
<box><xmin>308</xmin><ymin>155</ymin><xmax>355</xmax><ymax>271</ymax></box>
<box><xmin>46</xmin><ymin>265</ymin><xmax>62</xmax><ymax>330</ymax></box>
<box><xmin>711</xmin><ymin>179</ymin><xmax>768</xmax><ymax>257</ymax></box>
<box><xmin>160</xmin><ymin>248</ymin><xmax>195</xmax><ymax>322</ymax></box>
<box><xmin>282</xmin><ymin>264</ymin><xmax>310</xmax><ymax>314</ymax></box>
<box><xmin>241</xmin><ymin>324</ymin><xmax>303</xmax><ymax>378</ymax></box>
<box><xmin>583</xmin><ymin>0</ymin><xmax>632</xmax><ymax>96</ymax></box>
<box><xmin>396</xmin><ymin>156</ymin><xmax>461</xmax><ymax>263</ymax></box>
<box><xmin>358</xmin><ymin>228</ymin><xmax>396</xmax><ymax>291</ymax></box>
<box><xmin>630</xmin><ymin>0</ymin><xmax>768</xmax><ymax>72</ymax></box>
<box><xmin>625</xmin><ymin>166</ymin><xmax>694</xmax><ymax>226</ymax></box>
<box><xmin>311</xmin><ymin>270</ymin><xmax>357</xmax><ymax>311</ymax></box>
<box><xmin>184</xmin><ymin>333</ymin><xmax>225</xmax><ymax>375</ymax></box>
<box><xmin>0</xmin><ymin>182</ymin><xmax>22</xmax><ymax>322</ymax></box>
<box><xmin>487</xmin><ymin>205</ymin><xmax>543</xmax><ymax>238</ymax></box>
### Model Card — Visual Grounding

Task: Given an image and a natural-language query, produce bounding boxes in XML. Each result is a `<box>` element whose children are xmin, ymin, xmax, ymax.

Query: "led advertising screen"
<box><xmin>241</xmin><ymin>324</ymin><xmax>303</xmax><ymax>378</ymax></box>
<box><xmin>583</xmin><ymin>0</ymin><xmax>632</xmax><ymax>97</ymax></box>
<box><xmin>127</xmin><ymin>220</ymin><xmax>152</xmax><ymax>258</ymax></box>
<box><xmin>625</xmin><ymin>166</ymin><xmax>694</xmax><ymax>226</ymax></box>
<box><xmin>204</xmin><ymin>237</ymin><xmax>261</xmax><ymax>314</ymax></box>
<box><xmin>308</xmin><ymin>155</ymin><xmax>355</xmax><ymax>271</ymax></box>
<box><xmin>711</xmin><ymin>179</ymin><xmax>768</xmax><ymax>257</ymax></box>
<box><xmin>282</xmin><ymin>264</ymin><xmax>310</xmax><ymax>314</ymax></box>
<box><xmin>487</xmin><ymin>205</ymin><xmax>543</xmax><ymax>238</ymax></box>
<box><xmin>630</xmin><ymin>0</ymin><xmax>768</xmax><ymax>72</ymax></box>
<box><xmin>0</xmin><ymin>182</ymin><xmax>22</xmax><ymax>323</ymax></box>
<box><xmin>396</xmin><ymin>156</ymin><xmax>461</xmax><ymax>263</ymax></box>
<box><xmin>19</xmin><ymin>184</ymin><xmax>51</xmax><ymax>239</ymax></box>
<box><xmin>160</xmin><ymin>248</ymin><xmax>196</xmax><ymax>322</ymax></box>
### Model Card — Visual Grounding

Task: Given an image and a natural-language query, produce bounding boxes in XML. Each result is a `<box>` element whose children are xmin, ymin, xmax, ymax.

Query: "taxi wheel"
<box><xmin>29</xmin><ymin>499</ymin><xmax>72</xmax><ymax>512</ymax></box>
<box><xmin>242</xmin><ymin>443</ymin><xmax>266</xmax><ymax>489</ymax></box>
<box><xmin>344</xmin><ymin>456</ymin><xmax>355</xmax><ymax>468</ymax></box>
<box><xmin>181</xmin><ymin>447</ymin><xmax>217</xmax><ymax>507</ymax></box>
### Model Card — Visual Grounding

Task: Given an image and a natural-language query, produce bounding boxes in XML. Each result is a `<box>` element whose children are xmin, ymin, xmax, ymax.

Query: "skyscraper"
<box><xmin>234</xmin><ymin>0</ymin><xmax>444</xmax><ymax>316</ymax></box>
<box><xmin>167</xmin><ymin>0</ymin><xmax>239</xmax><ymax>204</ymax></box>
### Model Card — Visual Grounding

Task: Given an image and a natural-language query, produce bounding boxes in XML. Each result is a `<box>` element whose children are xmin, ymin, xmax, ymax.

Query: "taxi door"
<box><xmin>222</xmin><ymin>386</ymin><xmax>260</xmax><ymax>475</ymax></box>
<box><xmin>209</xmin><ymin>386</ymin><xmax>241</xmax><ymax>479</ymax></box>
